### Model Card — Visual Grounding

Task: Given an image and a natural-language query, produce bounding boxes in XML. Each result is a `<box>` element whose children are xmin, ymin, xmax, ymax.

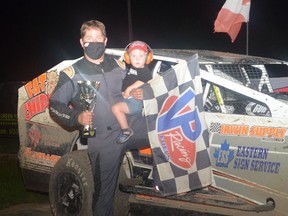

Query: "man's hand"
<box><xmin>130</xmin><ymin>88</ymin><xmax>144</xmax><ymax>100</ymax></box>
<box><xmin>78</xmin><ymin>111</ymin><xmax>94</xmax><ymax>126</ymax></box>
<box><xmin>123</xmin><ymin>88</ymin><xmax>131</xmax><ymax>99</ymax></box>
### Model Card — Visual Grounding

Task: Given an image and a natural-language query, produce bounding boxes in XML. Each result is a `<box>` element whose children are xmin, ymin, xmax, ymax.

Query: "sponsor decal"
<box><xmin>156</xmin><ymin>88</ymin><xmax>202</xmax><ymax>169</ymax></box>
<box><xmin>210</xmin><ymin>122</ymin><xmax>286</xmax><ymax>142</ymax></box>
<box><xmin>27</xmin><ymin>125</ymin><xmax>61</xmax><ymax>148</ymax></box>
<box><xmin>234</xmin><ymin>146</ymin><xmax>280</xmax><ymax>174</ymax></box>
<box><xmin>23</xmin><ymin>70</ymin><xmax>59</xmax><ymax>120</ymax></box>
<box><xmin>213</xmin><ymin>142</ymin><xmax>281</xmax><ymax>174</ymax></box>
<box><xmin>23</xmin><ymin>147</ymin><xmax>61</xmax><ymax>164</ymax></box>
<box><xmin>245</xmin><ymin>102</ymin><xmax>271</xmax><ymax>116</ymax></box>
<box><xmin>213</xmin><ymin>140</ymin><xmax>234</xmax><ymax>167</ymax></box>
<box><xmin>24</xmin><ymin>73</ymin><xmax>47</xmax><ymax>98</ymax></box>
<box><xmin>24</xmin><ymin>93</ymin><xmax>48</xmax><ymax>120</ymax></box>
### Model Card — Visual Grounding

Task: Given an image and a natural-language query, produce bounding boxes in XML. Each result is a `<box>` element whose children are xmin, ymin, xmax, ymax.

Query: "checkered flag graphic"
<box><xmin>210</xmin><ymin>122</ymin><xmax>221</xmax><ymax>133</ymax></box>
<box><xmin>143</xmin><ymin>54</ymin><xmax>214</xmax><ymax>196</ymax></box>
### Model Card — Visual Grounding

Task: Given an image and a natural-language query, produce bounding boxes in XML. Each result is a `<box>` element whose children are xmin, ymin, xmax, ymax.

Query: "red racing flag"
<box><xmin>214</xmin><ymin>0</ymin><xmax>251</xmax><ymax>42</ymax></box>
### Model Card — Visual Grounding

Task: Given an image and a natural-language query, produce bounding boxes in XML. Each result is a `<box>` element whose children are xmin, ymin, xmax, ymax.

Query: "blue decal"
<box><xmin>213</xmin><ymin>140</ymin><xmax>234</xmax><ymax>167</ymax></box>
<box><xmin>157</xmin><ymin>88</ymin><xmax>202</xmax><ymax>141</ymax></box>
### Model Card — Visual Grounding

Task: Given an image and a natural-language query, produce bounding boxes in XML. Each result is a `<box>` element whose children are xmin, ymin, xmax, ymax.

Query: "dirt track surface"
<box><xmin>0</xmin><ymin>203</ymin><xmax>52</xmax><ymax>216</ymax></box>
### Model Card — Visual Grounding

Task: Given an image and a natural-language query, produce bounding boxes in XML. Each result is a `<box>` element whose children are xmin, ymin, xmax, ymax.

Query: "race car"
<box><xmin>17</xmin><ymin>48</ymin><xmax>288</xmax><ymax>215</ymax></box>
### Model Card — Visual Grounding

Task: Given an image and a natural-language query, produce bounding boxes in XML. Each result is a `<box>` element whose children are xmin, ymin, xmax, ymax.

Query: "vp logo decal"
<box><xmin>157</xmin><ymin>88</ymin><xmax>202</xmax><ymax>169</ymax></box>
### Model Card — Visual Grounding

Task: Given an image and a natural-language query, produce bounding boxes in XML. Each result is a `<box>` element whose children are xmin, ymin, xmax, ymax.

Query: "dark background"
<box><xmin>1</xmin><ymin>0</ymin><xmax>287</xmax><ymax>82</ymax></box>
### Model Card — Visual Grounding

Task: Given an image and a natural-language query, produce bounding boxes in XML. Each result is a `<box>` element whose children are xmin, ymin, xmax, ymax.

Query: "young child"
<box><xmin>112</xmin><ymin>41</ymin><xmax>153</xmax><ymax>144</ymax></box>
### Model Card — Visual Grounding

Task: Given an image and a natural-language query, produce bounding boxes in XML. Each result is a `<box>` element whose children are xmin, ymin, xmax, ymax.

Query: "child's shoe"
<box><xmin>116</xmin><ymin>128</ymin><xmax>134</xmax><ymax>144</ymax></box>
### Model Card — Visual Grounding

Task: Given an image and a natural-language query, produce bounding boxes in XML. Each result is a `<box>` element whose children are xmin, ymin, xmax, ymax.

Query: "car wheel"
<box><xmin>49</xmin><ymin>150</ymin><xmax>93</xmax><ymax>216</ymax></box>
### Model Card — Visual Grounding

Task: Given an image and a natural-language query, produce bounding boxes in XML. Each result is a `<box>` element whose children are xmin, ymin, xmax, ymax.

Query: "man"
<box><xmin>49</xmin><ymin>20</ymin><xmax>149</xmax><ymax>216</ymax></box>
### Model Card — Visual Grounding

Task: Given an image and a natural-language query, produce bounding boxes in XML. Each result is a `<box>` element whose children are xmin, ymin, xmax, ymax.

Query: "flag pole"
<box><xmin>127</xmin><ymin>0</ymin><xmax>133</xmax><ymax>42</ymax></box>
<box><xmin>246</xmin><ymin>21</ymin><xmax>249</xmax><ymax>55</ymax></box>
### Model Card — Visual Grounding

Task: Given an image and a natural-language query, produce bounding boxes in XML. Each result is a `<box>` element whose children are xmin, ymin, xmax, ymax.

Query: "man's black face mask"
<box><xmin>84</xmin><ymin>42</ymin><xmax>105</xmax><ymax>60</ymax></box>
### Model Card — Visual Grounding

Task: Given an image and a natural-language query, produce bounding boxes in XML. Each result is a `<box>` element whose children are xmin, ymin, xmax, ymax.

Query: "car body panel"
<box><xmin>17</xmin><ymin>59</ymin><xmax>80</xmax><ymax>190</ymax></box>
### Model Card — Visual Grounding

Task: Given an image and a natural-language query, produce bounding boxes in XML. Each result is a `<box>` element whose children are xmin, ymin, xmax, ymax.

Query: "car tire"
<box><xmin>49</xmin><ymin>150</ymin><xmax>94</xmax><ymax>216</ymax></box>
<box><xmin>49</xmin><ymin>150</ymin><xmax>130</xmax><ymax>216</ymax></box>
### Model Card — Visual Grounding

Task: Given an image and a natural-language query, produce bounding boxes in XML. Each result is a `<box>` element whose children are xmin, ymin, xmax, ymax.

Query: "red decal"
<box><xmin>25</xmin><ymin>73</ymin><xmax>47</xmax><ymax>98</ymax></box>
<box><xmin>158</xmin><ymin>127</ymin><xmax>196</xmax><ymax>169</ymax></box>
<box><xmin>28</xmin><ymin>127</ymin><xmax>41</xmax><ymax>147</ymax></box>
<box><xmin>24</xmin><ymin>93</ymin><xmax>48</xmax><ymax>120</ymax></box>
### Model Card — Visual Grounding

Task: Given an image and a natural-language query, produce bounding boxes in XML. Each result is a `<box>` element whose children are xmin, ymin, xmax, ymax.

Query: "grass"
<box><xmin>0</xmin><ymin>138</ymin><xmax>49</xmax><ymax>210</ymax></box>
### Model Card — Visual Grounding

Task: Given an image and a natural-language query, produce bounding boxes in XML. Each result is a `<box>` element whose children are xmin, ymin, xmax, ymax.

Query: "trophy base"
<box><xmin>81</xmin><ymin>129</ymin><xmax>96</xmax><ymax>138</ymax></box>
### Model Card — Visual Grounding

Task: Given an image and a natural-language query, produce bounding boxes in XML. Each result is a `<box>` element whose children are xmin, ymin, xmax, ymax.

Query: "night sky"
<box><xmin>2</xmin><ymin>0</ymin><xmax>287</xmax><ymax>82</ymax></box>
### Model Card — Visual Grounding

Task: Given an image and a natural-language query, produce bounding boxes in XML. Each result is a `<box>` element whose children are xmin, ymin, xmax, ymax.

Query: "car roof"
<box><xmin>151</xmin><ymin>49</ymin><xmax>287</xmax><ymax>65</ymax></box>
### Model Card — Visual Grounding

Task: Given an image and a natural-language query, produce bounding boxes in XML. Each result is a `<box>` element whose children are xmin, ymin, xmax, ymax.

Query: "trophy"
<box><xmin>77</xmin><ymin>80</ymin><xmax>100</xmax><ymax>138</ymax></box>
